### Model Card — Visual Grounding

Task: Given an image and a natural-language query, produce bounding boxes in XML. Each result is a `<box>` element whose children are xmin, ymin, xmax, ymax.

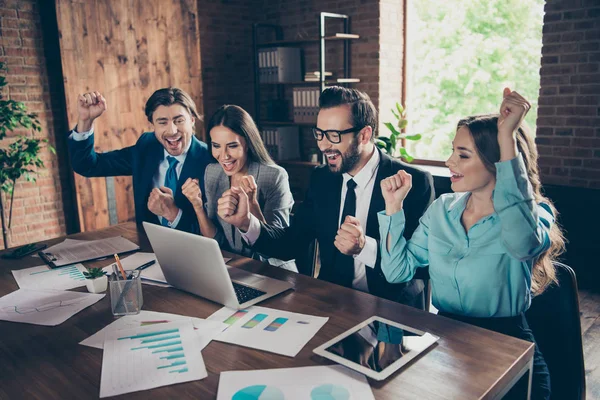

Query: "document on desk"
<box><xmin>208</xmin><ymin>305</ymin><xmax>329</xmax><ymax>357</ymax></box>
<box><xmin>217</xmin><ymin>365</ymin><xmax>374</xmax><ymax>400</ymax></box>
<box><xmin>100</xmin><ymin>320</ymin><xmax>207</xmax><ymax>398</ymax></box>
<box><xmin>12</xmin><ymin>263</ymin><xmax>87</xmax><ymax>291</ymax></box>
<box><xmin>40</xmin><ymin>236</ymin><xmax>139</xmax><ymax>267</ymax></box>
<box><xmin>102</xmin><ymin>252</ymin><xmax>232</xmax><ymax>287</ymax></box>
<box><xmin>80</xmin><ymin>310</ymin><xmax>227</xmax><ymax>350</ymax></box>
<box><xmin>0</xmin><ymin>288</ymin><xmax>104</xmax><ymax>326</ymax></box>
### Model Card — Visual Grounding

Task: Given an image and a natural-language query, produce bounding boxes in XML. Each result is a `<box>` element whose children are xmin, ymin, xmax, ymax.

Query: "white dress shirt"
<box><xmin>69</xmin><ymin>128</ymin><xmax>190</xmax><ymax>228</ymax></box>
<box><xmin>241</xmin><ymin>147</ymin><xmax>380</xmax><ymax>293</ymax></box>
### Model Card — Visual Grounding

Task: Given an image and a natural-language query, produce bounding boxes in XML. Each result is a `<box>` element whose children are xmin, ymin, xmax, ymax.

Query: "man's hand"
<box><xmin>181</xmin><ymin>178</ymin><xmax>203</xmax><ymax>209</ymax></box>
<box><xmin>147</xmin><ymin>187</ymin><xmax>179</xmax><ymax>223</ymax></box>
<box><xmin>239</xmin><ymin>175</ymin><xmax>258</xmax><ymax>205</ymax></box>
<box><xmin>380</xmin><ymin>170</ymin><xmax>412</xmax><ymax>216</ymax></box>
<box><xmin>76</xmin><ymin>91</ymin><xmax>107</xmax><ymax>133</ymax></box>
<box><xmin>217</xmin><ymin>186</ymin><xmax>251</xmax><ymax>232</ymax></box>
<box><xmin>334</xmin><ymin>215</ymin><xmax>366</xmax><ymax>256</ymax></box>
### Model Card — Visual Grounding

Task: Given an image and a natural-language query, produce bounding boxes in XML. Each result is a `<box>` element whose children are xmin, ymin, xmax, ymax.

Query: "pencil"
<box><xmin>114</xmin><ymin>254</ymin><xmax>127</xmax><ymax>280</ymax></box>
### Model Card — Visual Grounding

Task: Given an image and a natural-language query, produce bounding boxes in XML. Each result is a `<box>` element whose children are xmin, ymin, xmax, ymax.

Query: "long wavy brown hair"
<box><xmin>457</xmin><ymin>114</ymin><xmax>566</xmax><ymax>295</ymax></box>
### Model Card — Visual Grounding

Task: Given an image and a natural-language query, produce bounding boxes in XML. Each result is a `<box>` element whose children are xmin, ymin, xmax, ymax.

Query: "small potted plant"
<box><xmin>83</xmin><ymin>267</ymin><xmax>108</xmax><ymax>293</ymax></box>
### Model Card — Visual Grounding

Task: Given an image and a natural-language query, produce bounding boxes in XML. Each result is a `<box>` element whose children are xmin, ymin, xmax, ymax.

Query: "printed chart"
<box><xmin>12</xmin><ymin>264</ymin><xmax>88</xmax><ymax>291</ymax></box>
<box><xmin>217</xmin><ymin>365</ymin><xmax>374</xmax><ymax>400</ymax></box>
<box><xmin>100</xmin><ymin>320</ymin><xmax>207</xmax><ymax>398</ymax></box>
<box><xmin>0</xmin><ymin>288</ymin><xmax>104</xmax><ymax>326</ymax></box>
<box><xmin>80</xmin><ymin>310</ymin><xmax>226</xmax><ymax>351</ymax></box>
<box><xmin>209</xmin><ymin>306</ymin><xmax>328</xmax><ymax>357</ymax></box>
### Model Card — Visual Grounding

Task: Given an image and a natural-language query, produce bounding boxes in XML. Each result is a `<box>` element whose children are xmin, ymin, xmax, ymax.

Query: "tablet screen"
<box><xmin>324</xmin><ymin>319</ymin><xmax>425</xmax><ymax>372</ymax></box>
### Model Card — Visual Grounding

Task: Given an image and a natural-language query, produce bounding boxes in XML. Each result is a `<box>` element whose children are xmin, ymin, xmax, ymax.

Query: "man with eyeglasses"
<box><xmin>219</xmin><ymin>86</ymin><xmax>434</xmax><ymax>308</ymax></box>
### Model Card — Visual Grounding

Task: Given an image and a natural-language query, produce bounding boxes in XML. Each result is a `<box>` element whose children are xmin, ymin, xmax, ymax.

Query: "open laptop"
<box><xmin>143</xmin><ymin>222</ymin><xmax>293</xmax><ymax>309</ymax></box>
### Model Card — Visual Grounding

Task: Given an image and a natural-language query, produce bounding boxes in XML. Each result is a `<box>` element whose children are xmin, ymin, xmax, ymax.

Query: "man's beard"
<box><xmin>327</xmin><ymin>138</ymin><xmax>361</xmax><ymax>175</ymax></box>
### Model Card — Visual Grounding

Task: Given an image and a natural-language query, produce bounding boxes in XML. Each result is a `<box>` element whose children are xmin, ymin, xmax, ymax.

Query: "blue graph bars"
<box><xmin>29</xmin><ymin>265</ymin><xmax>85</xmax><ymax>281</ymax></box>
<box><xmin>121</xmin><ymin>328</ymin><xmax>188</xmax><ymax>374</ymax></box>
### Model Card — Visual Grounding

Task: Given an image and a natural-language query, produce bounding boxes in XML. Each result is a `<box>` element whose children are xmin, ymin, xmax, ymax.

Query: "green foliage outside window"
<box><xmin>405</xmin><ymin>0</ymin><xmax>545</xmax><ymax>160</ymax></box>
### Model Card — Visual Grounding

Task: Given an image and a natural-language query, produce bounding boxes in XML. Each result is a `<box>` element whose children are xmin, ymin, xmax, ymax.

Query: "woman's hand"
<box><xmin>182</xmin><ymin>178</ymin><xmax>203</xmax><ymax>209</ymax></box>
<box><xmin>497</xmin><ymin>88</ymin><xmax>530</xmax><ymax>160</ymax></box>
<box><xmin>381</xmin><ymin>170</ymin><xmax>412</xmax><ymax>216</ymax></box>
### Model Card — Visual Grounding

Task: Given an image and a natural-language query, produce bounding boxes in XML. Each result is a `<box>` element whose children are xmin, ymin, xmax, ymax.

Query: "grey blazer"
<box><xmin>204</xmin><ymin>161</ymin><xmax>294</xmax><ymax>259</ymax></box>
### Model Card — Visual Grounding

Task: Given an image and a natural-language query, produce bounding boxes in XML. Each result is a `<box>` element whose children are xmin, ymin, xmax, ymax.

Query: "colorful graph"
<box><xmin>232</xmin><ymin>385</ymin><xmax>285</xmax><ymax>400</ymax></box>
<box><xmin>242</xmin><ymin>313</ymin><xmax>268</xmax><ymax>329</ymax></box>
<box><xmin>30</xmin><ymin>264</ymin><xmax>86</xmax><ymax>281</ymax></box>
<box><xmin>118</xmin><ymin>328</ymin><xmax>188</xmax><ymax>373</ymax></box>
<box><xmin>264</xmin><ymin>317</ymin><xmax>288</xmax><ymax>332</ymax></box>
<box><xmin>224</xmin><ymin>310</ymin><xmax>248</xmax><ymax>325</ymax></box>
<box><xmin>310</xmin><ymin>384</ymin><xmax>350</xmax><ymax>400</ymax></box>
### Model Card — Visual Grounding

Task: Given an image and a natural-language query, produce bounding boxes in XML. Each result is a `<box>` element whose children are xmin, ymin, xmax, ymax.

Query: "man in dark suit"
<box><xmin>219</xmin><ymin>87</ymin><xmax>434</xmax><ymax>308</ymax></box>
<box><xmin>67</xmin><ymin>88</ymin><xmax>212</xmax><ymax>233</ymax></box>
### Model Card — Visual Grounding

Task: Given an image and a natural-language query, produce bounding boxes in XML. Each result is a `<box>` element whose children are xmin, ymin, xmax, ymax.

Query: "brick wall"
<box><xmin>0</xmin><ymin>0</ymin><xmax>70</xmax><ymax>250</ymax></box>
<box><xmin>198</xmin><ymin>0</ymin><xmax>261</xmax><ymax>123</ymax></box>
<box><xmin>537</xmin><ymin>0</ymin><xmax>600</xmax><ymax>189</ymax></box>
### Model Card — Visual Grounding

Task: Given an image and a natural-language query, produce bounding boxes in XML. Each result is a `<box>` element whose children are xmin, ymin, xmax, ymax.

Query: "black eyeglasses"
<box><xmin>312</xmin><ymin>126</ymin><xmax>364</xmax><ymax>144</ymax></box>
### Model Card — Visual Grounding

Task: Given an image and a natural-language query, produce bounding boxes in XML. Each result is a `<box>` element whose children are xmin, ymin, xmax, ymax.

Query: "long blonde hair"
<box><xmin>457</xmin><ymin>114</ymin><xmax>566</xmax><ymax>295</ymax></box>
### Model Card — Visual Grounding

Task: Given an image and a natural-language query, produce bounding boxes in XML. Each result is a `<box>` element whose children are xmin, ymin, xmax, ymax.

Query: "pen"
<box><xmin>114</xmin><ymin>254</ymin><xmax>127</xmax><ymax>280</ymax></box>
<box><xmin>135</xmin><ymin>260</ymin><xmax>156</xmax><ymax>271</ymax></box>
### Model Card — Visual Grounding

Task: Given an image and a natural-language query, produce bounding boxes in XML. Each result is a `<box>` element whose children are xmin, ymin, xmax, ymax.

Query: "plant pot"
<box><xmin>85</xmin><ymin>275</ymin><xmax>108</xmax><ymax>293</ymax></box>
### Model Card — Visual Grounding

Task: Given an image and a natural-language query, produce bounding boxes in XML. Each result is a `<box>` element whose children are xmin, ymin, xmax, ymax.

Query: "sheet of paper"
<box><xmin>80</xmin><ymin>310</ymin><xmax>227</xmax><ymax>350</ymax></box>
<box><xmin>11</xmin><ymin>264</ymin><xmax>87</xmax><ymax>291</ymax></box>
<box><xmin>41</xmin><ymin>236</ymin><xmax>139</xmax><ymax>267</ymax></box>
<box><xmin>217</xmin><ymin>365</ymin><xmax>375</xmax><ymax>400</ymax></box>
<box><xmin>102</xmin><ymin>252</ymin><xmax>232</xmax><ymax>286</ymax></box>
<box><xmin>100</xmin><ymin>320</ymin><xmax>207</xmax><ymax>398</ymax></box>
<box><xmin>208</xmin><ymin>305</ymin><xmax>328</xmax><ymax>357</ymax></box>
<box><xmin>0</xmin><ymin>288</ymin><xmax>104</xmax><ymax>326</ymax></box>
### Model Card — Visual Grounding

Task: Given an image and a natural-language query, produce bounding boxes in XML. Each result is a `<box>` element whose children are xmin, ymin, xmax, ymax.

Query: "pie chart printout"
<box><xmin>310</xmin><ymin>384</ymin><xmax>351</xmax><ymax>400</ymax></box>
<box><xmin>232</xmin><ymin>385</ymin><xmax>285</xmax><ymax>400</ymax></box>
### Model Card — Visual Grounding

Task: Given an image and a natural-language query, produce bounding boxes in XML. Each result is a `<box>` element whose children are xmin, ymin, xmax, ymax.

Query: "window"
<box><xmin>405</xmin><ymin>0</ymin><xmax>545</xmax><ymax>162</ymax></box>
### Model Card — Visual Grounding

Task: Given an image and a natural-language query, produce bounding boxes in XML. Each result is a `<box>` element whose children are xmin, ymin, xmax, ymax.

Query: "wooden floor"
<box><xmin>580</xmin><ymin>289</ymin><xmax>600</xmax><ymax>400</ymax></box>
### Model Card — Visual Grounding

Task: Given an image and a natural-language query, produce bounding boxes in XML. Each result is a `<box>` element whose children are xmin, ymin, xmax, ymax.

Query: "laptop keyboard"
<box><xmin>232</xmin><ymin>281</ymin><xmax>267</xmax><ymax>304</ymax></box>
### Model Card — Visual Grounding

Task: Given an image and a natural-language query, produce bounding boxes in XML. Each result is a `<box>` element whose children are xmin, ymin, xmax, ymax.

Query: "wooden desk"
<box><xmin>0</xmin><ymin>222</ymin><xmax>533</xmax><ymax>399</ymax></box>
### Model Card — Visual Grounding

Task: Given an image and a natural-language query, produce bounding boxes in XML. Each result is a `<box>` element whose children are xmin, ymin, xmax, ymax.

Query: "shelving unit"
<box><xmin>252</xmin><ymin>12</ymin><xmax>360</xmax><ymax>202</ymax></box>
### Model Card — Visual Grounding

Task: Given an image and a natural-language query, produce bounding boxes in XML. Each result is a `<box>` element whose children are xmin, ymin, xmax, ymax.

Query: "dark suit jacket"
<box><xmin>252</xmin><ymin>148</ymin><xmax>435</xmax><ymax>305</ymax></box>
<box><xmin>68</xmin><ymin>131</ymin><xmax>212</xmax><ymax>233</ymax></box>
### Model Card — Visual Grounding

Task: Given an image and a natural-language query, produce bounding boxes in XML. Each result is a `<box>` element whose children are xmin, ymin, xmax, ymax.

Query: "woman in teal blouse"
<box><xmin>377</xmin><ymin>89</ymin><xmax>564</xmax><ymax>400</ymax></box>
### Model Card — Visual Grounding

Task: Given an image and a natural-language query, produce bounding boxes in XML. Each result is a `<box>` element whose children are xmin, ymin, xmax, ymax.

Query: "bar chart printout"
<box><xmin>11</xmin><ymin>264</ymin><xmax>88</xmax><ymax>291</ymax></box>
<box><xmin>99</xmin><ymin>320</ymin><xmax>207</xmax><ymax>398</ymax></box>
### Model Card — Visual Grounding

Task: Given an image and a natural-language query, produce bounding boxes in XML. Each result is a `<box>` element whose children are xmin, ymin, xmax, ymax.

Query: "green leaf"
<box><xmin>399</xmin><ymin>147</ymin><xmax>414</xmax><ymax>163</ymax></box>
<box><xmin>396</xmin><ymin>103</ymin><xmax>404</xmax><ymax>115</ymax></box>
<box><xmin>399</xmin><ymin>133</ymin><xmax>422</xmax><ymax>141</ymax></box>
<box><xmin>384</xmin><ymin>122</ymin><xmax>401</xmax><ymax>137</ymax></box>
<box><xmin>398</xmin><ymin>119</ymin><xmax>408</xmax><ymax>130</ymax></box>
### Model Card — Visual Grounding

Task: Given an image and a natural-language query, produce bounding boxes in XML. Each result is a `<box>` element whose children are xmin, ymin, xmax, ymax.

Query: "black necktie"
<box><xmin>341</xmin><ymin>179</ymin><xmax>357</xmax><ymax>225</ymax></box>
<box><xmin>335</xmin><ymin>179</ymin><xmax>357</xmax><ymax>277</ymax></box>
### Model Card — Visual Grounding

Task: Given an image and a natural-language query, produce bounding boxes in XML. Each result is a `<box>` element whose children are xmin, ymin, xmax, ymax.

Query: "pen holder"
<box><xmin>109</xmin><ymin>270</ymin><xmax>143</xmax><ymax>316</ymax></box>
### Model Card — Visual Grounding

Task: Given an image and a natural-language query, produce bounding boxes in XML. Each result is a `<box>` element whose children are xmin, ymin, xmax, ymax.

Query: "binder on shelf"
<box><xmin>260</xmin><ymin>126</ymin><xmax>300</xmax><ymax>161</ymax></box>
<box><xmin>258</xmin><ymin>47</ymin><xmax>302</xmax><ymax>83</ymax></box>
<box><xmin>293</xmin><ymin>87</ymin><xmax>320</xmax><ymax>124</ymax></box>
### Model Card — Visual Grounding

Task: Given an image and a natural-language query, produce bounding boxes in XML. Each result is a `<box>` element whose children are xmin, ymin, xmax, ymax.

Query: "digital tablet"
<box><xmin>313</xmin><ymin>316</ymin><xmax>439</xmax><ymax>381</ymax></box>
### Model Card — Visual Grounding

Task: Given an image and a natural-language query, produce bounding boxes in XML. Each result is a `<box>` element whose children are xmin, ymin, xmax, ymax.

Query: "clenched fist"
<box><xmin>182</xmin><ymin>178</ymin><xmax>203</xmax><ymax>209</ymax></box>
<box><xmin>334</xmin><ymin>215</ymin><xmax>366</xmax><ymax>256</ymax></box>
<box><xmin>148</xmin><ymin>187</ymin><xmax>179</xmax><ymax>223</ymax></box>
<box><xmin>217</xmin><ymin>186</ymin><xmax>251</xmax><ymax>232</ymax></box>
<box><xmin>76</xmin><ymin>91</ymin><xmax>107</xmax><ymax>132</ymax></box>
<box><xmin>380</xmin><ymin>170</ymin><xmax>412</xmax><ymax>216</ymax></box>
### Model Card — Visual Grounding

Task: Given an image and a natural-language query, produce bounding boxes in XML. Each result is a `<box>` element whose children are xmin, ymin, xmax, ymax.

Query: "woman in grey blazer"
<box><xmin>182</xmin><ymin>105</ymin><xmax>295</xmax><ymax>267</ymax></box>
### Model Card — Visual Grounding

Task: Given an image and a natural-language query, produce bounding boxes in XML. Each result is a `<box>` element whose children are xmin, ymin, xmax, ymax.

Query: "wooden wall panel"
<box><xmin>55</xmin><ymin>0</ymin><xmax>204</xmax><ymax>231</ymax></box>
